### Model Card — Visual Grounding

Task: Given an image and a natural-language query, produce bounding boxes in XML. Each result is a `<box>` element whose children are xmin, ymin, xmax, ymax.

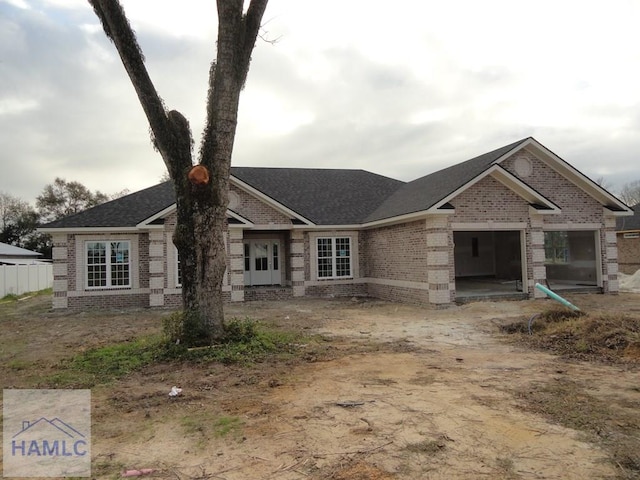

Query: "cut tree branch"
<box><xmin>88</xmin><ymin>0</ymin><xmax>192</xmax><ymax>175</ymax></box>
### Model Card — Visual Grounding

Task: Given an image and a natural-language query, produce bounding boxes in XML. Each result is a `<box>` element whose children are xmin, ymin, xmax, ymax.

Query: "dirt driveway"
<box><xmin>2</xmin><ymin>293</ymin><xmax>639</xmax><ymax>479</ymax></box>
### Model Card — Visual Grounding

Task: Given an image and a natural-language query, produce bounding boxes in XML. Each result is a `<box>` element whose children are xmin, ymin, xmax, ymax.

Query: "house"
<box><xmin>616</xmin><ymin>203</ymin><xmax>640</xmax><ymax>274</ymax></box>
<box><xmin>0</xmin><ymin>242</ymin><xmax>45</xmax><ymax>265</ymax></box>
<box><xmin>39</xmin><ymin>137</ymin><xmax>632</xmax><ymax>311</ymax></box>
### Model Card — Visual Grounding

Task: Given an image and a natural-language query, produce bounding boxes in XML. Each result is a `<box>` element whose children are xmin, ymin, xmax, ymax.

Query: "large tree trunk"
<box><xmin>89</xmin><ymin>0</ymin><xmax>268</xmax><ymax>344</ymax></box>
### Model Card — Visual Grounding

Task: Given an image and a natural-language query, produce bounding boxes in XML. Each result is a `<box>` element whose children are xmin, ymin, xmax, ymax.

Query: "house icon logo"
<box><xmin>3</xmin><ymin>389</ymin><xmax>91</xmax><ymax>477</ymax></box>
<box><xmin>12</xmin><ymin>417</ymin><xmax>88</xmax><ymax>457</ymax></box>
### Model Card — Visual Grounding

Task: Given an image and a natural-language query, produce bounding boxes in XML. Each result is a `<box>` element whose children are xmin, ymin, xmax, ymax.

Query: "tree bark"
<box><xmin>89</xmin><ymin>0</ymin><xmax>268</xmax><ymax>343</ymax></box>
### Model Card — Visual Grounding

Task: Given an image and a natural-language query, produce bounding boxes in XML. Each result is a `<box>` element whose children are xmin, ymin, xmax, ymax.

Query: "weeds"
<box><xmin>501</xmin><ymin>308</ymin><xmax>640</xmax><ymax>363</ymax></box>
<box><xmin>404</xmin><ymin>439</ymin><xmax>446</xmax><ymax>454</ymax></box>
<box><xmin>518</xmin><ymin>380</ymin><xmax>640</xmax><ymax>479</ymax></box>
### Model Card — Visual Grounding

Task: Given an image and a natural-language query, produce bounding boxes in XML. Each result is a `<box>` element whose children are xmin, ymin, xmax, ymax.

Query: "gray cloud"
<box><xmin>2</xmin><ymin>0</ymin><xmax>640</xmax><ymax>207</ymax></box>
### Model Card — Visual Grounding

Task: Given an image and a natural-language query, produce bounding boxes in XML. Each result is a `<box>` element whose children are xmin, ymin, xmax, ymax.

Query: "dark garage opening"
<box><xmin>454</xmin><ymin>231</ymin><xmax>525</xmax><ymax>300</ymax></box>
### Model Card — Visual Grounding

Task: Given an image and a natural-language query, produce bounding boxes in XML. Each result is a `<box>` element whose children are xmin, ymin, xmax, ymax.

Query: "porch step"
<box><xmin>455</xmin><ymin>293</ymin><xmax>529</xmax><ymax>304</ymax></box>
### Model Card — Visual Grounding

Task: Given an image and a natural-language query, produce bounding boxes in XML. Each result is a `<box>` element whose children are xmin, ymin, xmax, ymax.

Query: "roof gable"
<box><xmin>365</xmin><ymin>138</ymin><xmax>529</xmax><ymax>223</ymax></box>
<box><xmin>365</xmin><ymin>137</ymin><xmax>632</xmax><ymax>224</ymax></box>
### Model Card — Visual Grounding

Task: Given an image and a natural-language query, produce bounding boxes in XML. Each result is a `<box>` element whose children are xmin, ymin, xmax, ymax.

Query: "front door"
<box><xmin>244</xmin><ymin>240</ymin><xmax>281</xmax><ymax>286</ymax></box>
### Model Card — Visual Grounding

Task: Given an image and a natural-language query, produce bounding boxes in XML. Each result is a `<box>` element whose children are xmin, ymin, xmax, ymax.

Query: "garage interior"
<box><xmin>454</xmin><ymin>230</ymin><xmax>525</xmax><ymax>300</ymax></box>
<box><xmin>454</xmin><ymin>230</ymin><xmax>600</xmax><ymax>301</ymax></box>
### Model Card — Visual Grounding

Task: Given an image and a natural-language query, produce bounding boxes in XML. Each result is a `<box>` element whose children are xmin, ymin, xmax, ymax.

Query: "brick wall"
<box><xmin>450</xmin><ymin>176</ymin><xmax>530</xmax><ymax>223</ymax></box>
<box><xmin>363</xmin><ymin>221</ymin><xmax>427</xmax><ymax>282</ymax></box>
<box><xmin>361</xmin><ymin>220</ymin><xmax>431</xmax><ymax>304</ymax></box>
<box><xmin>230</xmin><ymin>184</ymin><xmax>292</xmax><ymax>225</ymax></box>
<box><xmin>503</xmin><ymin>152</ymin><xmax>604</xmax><ymax>223</ymax></box>
<box><xmin>617</xmin><ymin>234</ymin><xmax>640</xmax><ymax>274</ymax></box>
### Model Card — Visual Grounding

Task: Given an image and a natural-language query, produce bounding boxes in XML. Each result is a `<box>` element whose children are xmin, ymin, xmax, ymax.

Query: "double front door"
<box><xmin>244</xmin><ymin>240</ymin><xmax>281</xmax><ymax>286</ymax></box>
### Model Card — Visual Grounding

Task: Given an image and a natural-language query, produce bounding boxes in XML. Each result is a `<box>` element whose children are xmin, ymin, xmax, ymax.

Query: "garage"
<box><xmin>454</xmin><ymin>230</ymin><xmax>525</xmax><ymax>299</ymax></box>
<box><xmin>544</xmin><ymin>230</ymin><xmax>598</xmax><ymax>289</ymax></box>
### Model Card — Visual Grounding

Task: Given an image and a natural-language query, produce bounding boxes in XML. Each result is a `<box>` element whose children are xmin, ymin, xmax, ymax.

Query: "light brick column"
<box><xmin>52</xmin><ymin>233</ymin><xmax>68</xmax><ymax>309</ymax></box>
<box><xmin>290</xmin><ymin>231</ymin><xmax>305</xmax><ymax>297</ymax></box>
<box><xmin>148</xmin><ymin>231</ymin><xmax>165</xmax><ymax>306</ymax></box>
<box><xmin>426</xmin><ymin>217</ymin><xmax>453</xmax><ymax>305</ymax></box>
<box><xmin>228</xmin><ymin>229</ymin><xmax>245</xmax><ymax>302</ymax></box>
<box><xmin>603</xmin><ymin>215</ymin><xmax>619</xmax><ymax>293</ymax></box>
<box><xmin>529</xmin><ymin>214</ymin><xmax>547</xmax><ymax>298</ymax></box>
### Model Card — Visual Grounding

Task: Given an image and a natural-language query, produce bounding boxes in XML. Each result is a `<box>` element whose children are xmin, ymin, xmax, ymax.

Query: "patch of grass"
<box><xmin>518</xmin><ymin>380</ymin><xmax>640</xmax><ymax>478</ymax></box>
<box><xmin>40</xmin><ymin>318</ymin><xmax>312</xmax><ymax>387</ymax></box>
<box><xmin>0</xmin><ymin>288</ymin><xmax>52</xmax><ymax>303</ymax></box>
<box><xmin>212</xmin><ymin>415</ymin><xmax>242</xmax><ymax>438</ymax></box>
<box><xmin>501</xmin><ymin>308</ymin><xmax>640</xmax><ymax>363</ymax></box>
<box><xmin>164</xmin><ymin>318</ymin><xmax>312</xmax><ymax>365</ymax></box>
<box><xmin>181</xmin><ymin>412</ymin><xmax>243</xmax><ymax>447</ymax></box>
<box><xmin>6</xmin><ymin>359</ymin><xmax>31</xmax><ymax>371</ymax></box>
<box><xmin>44</xmin><ymin>335</ymin><xmax>166</xmax><ymax>388</ymax></box>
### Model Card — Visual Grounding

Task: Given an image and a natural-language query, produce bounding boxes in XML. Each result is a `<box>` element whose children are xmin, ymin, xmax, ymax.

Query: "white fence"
<box><xmin>0</xmin><ymin>264</ymin><xmax>53</xmax><ymax>298</ymax></box>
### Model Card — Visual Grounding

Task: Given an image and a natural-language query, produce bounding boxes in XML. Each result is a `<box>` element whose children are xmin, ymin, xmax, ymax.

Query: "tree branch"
<box><xmin>88</xmin><ymin>0</ymin><xmax>191</xmax><ymax>174</ymax></box>
<box><xmin>241</xmin><ymin>0</ymin><xmax>269</xmax><ymax>78</ymax></box>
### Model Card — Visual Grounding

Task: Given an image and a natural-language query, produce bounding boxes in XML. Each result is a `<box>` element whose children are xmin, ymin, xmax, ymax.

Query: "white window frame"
<box><xmin>623</xmin><ymin>232</ymin><xmax>640</xmax><ymax>239</ymax></box>
<box><xmin>85</xmin><ymin>240</ymin><xmax>131</xmax><ymax>289</ymax></box>
<box><xmin>175</xmin><ymin>246</ymin><xmax>182</xmax><ymax>287</ymax></box>
<box><xmin>316</xmin><ymin>236</ymin><xmax>353</xmax><ymax>280</ymax></box>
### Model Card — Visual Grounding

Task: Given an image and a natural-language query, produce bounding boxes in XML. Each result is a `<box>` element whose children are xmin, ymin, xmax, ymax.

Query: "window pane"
<box><xmin>318</xmin><ymin>258</ymin><xmax>333</xmax><ymax>277</ymax></box>
<box><xmin>317</xmin><ymin>238</ymin><xmax>332</xmax><ymax>258</ymax></box>
<box><xmin>336</xmin><ymin>257</ymin><xmax>351</xmax><ymax>277</ymax></box>
<box><xmin>254</xmin><ymin>243</ymin><xmax>268</xmax><ymax>271</ymax></box>
<box><xmin>87</xmin><ymin>265</ymin><xmax>106</xmax><ymax>287</ymax></box>
<box><xmin>176</xmin><ymin>250</ymin><xmax>182</xmax><ymax>286</ymax></box>
<box><xmin>244</xmin><ymin>244</ymin><xmax>250</xmax><ymax>271</ymax></box>
<box><xmin>111</xmin><ymin>263</ymin><xmax>129</xmax><ymax>286</ymax></box>
<box><xmin>87</xmin><ymin>242</ymin><xmax>105</xmax><ymax>265</ymax></box>
<box><xmin>87</xmin><ymin>242</ymin><xmax>106</xmax><ymax>287</ymax></box>
<box><xmin>335</xmin><ymin>238</ymin><xmax>350</xmax><ymax>258</ymax></box>
<box><xmin>273</xmin><ymin>244</ymin><xmax>279</xmax><ymax>270</ymax></box>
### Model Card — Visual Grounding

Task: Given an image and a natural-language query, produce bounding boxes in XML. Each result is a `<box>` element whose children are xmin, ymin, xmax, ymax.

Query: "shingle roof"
<box><xmin>40</xmin><ymin>181</ymin><xmax>176</xmax><ymax>229</ymax></box>
<box><xmin>617</xmin><ymin>204</ymin><xmax>640</xmax><ymax>231</ymax></box>
<box><xmin>40</xmin><ymin>168</ymin><xmax>405</xmax><ymax>228</ymax></box>
<box><xmin>41</xmin><ymin>138</ymin><xmax>560</xmax><ymax>230</ymax></box>
<box><xmin>232</xmin><ymin>167</ymin><xmax>404</xmax><ymax>224</ymax></box>
<box><xmin>365</xmin><ymin>138</ymin><xmax>529</xmax><ymax>222</ymax></box>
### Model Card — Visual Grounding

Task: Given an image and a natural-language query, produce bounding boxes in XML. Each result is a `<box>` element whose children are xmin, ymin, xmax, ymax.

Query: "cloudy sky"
<box><xmin>2</xmin><ymin>0</ymin><xmax>640</xmax><ymax>203</ymax></box>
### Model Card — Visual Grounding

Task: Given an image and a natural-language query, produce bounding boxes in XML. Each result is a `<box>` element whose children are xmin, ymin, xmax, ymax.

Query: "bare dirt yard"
<box><xmin>1</xmin><ymin>292</ymin><xmax>639</xmax><ymax>479</ymax></box>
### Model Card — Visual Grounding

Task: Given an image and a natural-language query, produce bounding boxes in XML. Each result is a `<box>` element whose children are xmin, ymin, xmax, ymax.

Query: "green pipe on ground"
<box><xmin>534</xmin><ymin>282</ymin><xmax>581</xmax><ymax>312</ymax></box>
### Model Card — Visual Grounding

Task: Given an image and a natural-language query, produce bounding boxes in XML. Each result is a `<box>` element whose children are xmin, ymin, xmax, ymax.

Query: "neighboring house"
<box><xmin>616</xmin><ymin>203</ymin><xmax>640</xmax><ymax>274</ymax></box>
<box><xmin>39</xmin><ymin>137</ymin><xmax>632</xmax><ymax>310</ymax></box>
<box><xmin>0</xmin><ymin>242</ymin><xmax>44</xmax><ymax>265</ymax></box>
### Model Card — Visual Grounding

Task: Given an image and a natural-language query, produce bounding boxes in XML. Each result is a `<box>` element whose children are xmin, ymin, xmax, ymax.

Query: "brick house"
<box><xmin>40</xmin><ymin>137</ymin><xmax>632</xmax><ymax>310</ymax></box>
<box><xmin>616</xmin><ymin>203</ymin><xmax>640</xmax><ymax>274</ymax></box>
